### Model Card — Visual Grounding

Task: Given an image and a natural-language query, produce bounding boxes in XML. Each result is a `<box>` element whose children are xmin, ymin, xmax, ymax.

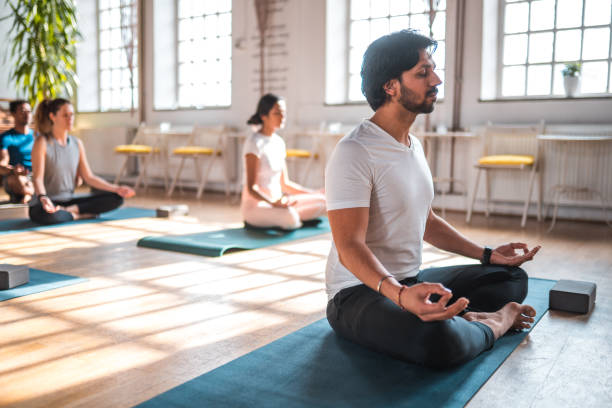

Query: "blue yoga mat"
<box><xmin>0</xmin><ymin>206</ymin><xmax>155</xmax><ymax>235</ymax></box>
<box><xmin>138</xmin><ymin>278</ymin><xmax>555</xmax><ymax>408</ymax></box>
<box><xmin>137</xmin><ymin>218</ymin><xmax>331</xmax><ymax>257</ymax></box>
<box><xmin>0</xmin><ymin>268</ymin><xmax>87</xmax><ymax>301</ymax></box>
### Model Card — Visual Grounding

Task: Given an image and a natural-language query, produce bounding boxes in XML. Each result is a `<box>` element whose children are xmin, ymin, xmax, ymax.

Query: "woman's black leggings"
<box><xmin>326</xmin><ymin>264</ymin><xmax>528</xmax><ymax>369</ymax></box>
<box><xmin>29</xmin><ymin>192</ymin><xmax>124</xmax><ymax>225</ymax></box>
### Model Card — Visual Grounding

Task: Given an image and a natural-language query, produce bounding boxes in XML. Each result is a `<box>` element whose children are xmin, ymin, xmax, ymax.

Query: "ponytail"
<box><xmin>246</xmin><ymin>93</ymin><xmax>283</xmax><ymax>126</ymax></box>
<box><xmin>247</xmin><ymin>113</ymin><xmax>263</xmax><ymax>125</ymax></box>
<box><xmin>33</xmin><ymin>98</ymin><xmax>71</xmax><ymax>139</ymax></box>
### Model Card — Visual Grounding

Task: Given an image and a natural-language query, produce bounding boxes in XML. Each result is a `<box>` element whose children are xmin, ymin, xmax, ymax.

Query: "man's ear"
<box><xmin>383</xmin><ymin>78</ymin><xmax>398</xmax><ymax>96</ymax></box>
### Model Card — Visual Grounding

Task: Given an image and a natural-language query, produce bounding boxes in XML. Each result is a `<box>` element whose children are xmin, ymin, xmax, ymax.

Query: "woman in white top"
<box><xmin>241</xmin><ymin>93</ymin><xmax>326</xmax><ymax>230</ymax></box>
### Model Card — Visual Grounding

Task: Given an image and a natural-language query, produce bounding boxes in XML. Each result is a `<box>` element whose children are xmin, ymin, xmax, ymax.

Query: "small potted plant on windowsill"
<box><xmin>562</xmin><ymin>62</ymin><xmax>581</xmax><ymax>98</ymax></box>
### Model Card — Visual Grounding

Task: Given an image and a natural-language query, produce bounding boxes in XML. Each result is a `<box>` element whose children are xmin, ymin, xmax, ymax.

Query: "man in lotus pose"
<box><xmin>325</xmin><ymin>30</ymin><xmax>541</xmax><ymax>368</ymax></box>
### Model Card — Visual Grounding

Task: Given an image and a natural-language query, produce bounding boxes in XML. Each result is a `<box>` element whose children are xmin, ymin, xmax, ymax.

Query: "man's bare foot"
<box><xmin>463</xmin><ymin>302</ymin><xmax>536</xmax><ymax>339</ymax></box>
<box><xmin>71</xmin><ymin>212</ymin><xmax>97</xmax><ymax>221</ymax></box>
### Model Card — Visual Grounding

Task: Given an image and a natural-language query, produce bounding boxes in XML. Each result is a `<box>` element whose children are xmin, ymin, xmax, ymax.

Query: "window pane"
<box><xmin>203</xmin><ymin>0</ymin><xmax>217</xmax><ymax>14</ymax></box>
<box><xmin>100</xmin><ymin>70</ymin><xmax>110</xmax><ymax>90</ymax></box>
<box><xmin>502</xmin><ymin>65</ymin><xmax>526</xmax><ymax>96</ymax></box>
<box><xmin>121</xmin><ymin>88</ymin><xmax>132</xmax><ymax>108</ymax></box>
<box><xmin>504</xmin><ymin>2</ymin><xmax>529</xmax><ymax>34</ymax></box>
<box><xmin>204</xmin><ymin>15</ymin><xmax>218</xmax><ymax>39</ymax></box>
<box><xmin>349</xmin><ymin>49</ymin><xmax>362</xmax><ymax>74</ymax></box>
<box><xmin>432</xmin><ymin>11</ymin><xmax>445</xmax><ymax>40</ymax></box>
<box><xmin>390</xmin><ymin>15</ymin><xmax>409</xmax><ymax>32</ymax></box>
<box><xmin>218</xmin><ymin>13</ymin><xmax>232</xmax><ymax>37</ymax></box>
<box><xmin>582</xmin><ymin>28</ymin><xmax>610</xmax><ymax>60</ymax></box>
<box><xmin>581</xmin><ymin>61</ymin><xmax>608</xmax><ymax>93</ymax></box>
<box><xmin>410</xmin><ymin>0</ymin><xmax>426</xmax><ymax>14</ymax></box>
<box><xmin>371</xmin><ymin>0</ymin><xmax>389</xmax><ymax>18</ymax></box>
<box><xmin>101</xmin><ymin>90</ymin><xmax>111</xmax><ymax>110</ymax></box>
<box><xmin>410</xmin><ymin>13</ymin><xmax>429</xmax><ymax>34</ymax></box>
<box><xmin>217</xmin><ymin>0</ymin><xmax>231</xmax><ymax>13</ymax></box>
<box><xmin>349</xmin><ymin>74</ymin><xmax>364</xmax><ymax>101</ymax></box>
<box><xmin>584</xmin><ymin>0</ymin><xmax>611</xmax><ymax>26</ymax></box>
<box><xmin>350</xmin><ymin>20</ymin><xmax>369</xmax><ymax>47</ymax></box>
<box><xmin>555</xmin><ymin>29</ymin><xmax>581</xmax><ymax>61</ymax></box>
<box><xmin>530</xmin><ymin>0</ymin><xmax>555</xmax><ymax>31</ymax></box>
<box><xmin>390</xmin><ymin>0</ymin><xmax>409</xmax><ymax>16</ymax></box>
<box><xmin>217</xmin><ymin>36</ymin><xmax>232</xmax><ymax>60</ymax></box>
<box><xmin>552</xmin><ymin>63</ymin><xmax>566</xmax><ymax>94</ymax></box>
<box><xmin>351</xmin><ymin>0</ymin><xmax>370</xmax><ymax>20</ymax></box>
<box><xmin>529</xmin><ymin>32</ymin><xmax>554</xmax><ymax>63</ymax></box>
<box><xmin>178</xmin><ymin>18</ymin><xmax>193</xmax><ymax>41</ymax></box>
<box><xmin>434</xmin><ymin>40</ymin><xmax>445</xmax><ymax>69</ymax></box>
<box><xmin>436</xmin><ymin>69</ymin><xmax>445</xmax><ymax>99</ymax></box>
<box><xmin>527</xmin><ymin>64</ymin><xmax>552</xmax><ymax>95</ymax></box>
<box><xmin>504</xmin><ymin>34</ymin><xmax>528</xmax><ymax>65</ymax></box>
<box><xmin>370</xmin><ymin>18</ymin><xmax>389</xmax><ymax>42</ymax></box>
<box><xmin>556</xmin><ymin>0</ymin><xmax>583</xmax><ymax>29</ymax></box>
<box><xmin>179</xmin><ymin>0</ymin><xmax>194</xmax><ymax>18</ymax></box>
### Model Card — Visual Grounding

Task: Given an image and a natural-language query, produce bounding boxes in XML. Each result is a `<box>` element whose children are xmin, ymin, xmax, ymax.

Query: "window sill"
<box><xmin>479</xmin><ymin>95</ymin><xmax>612</xmax><ymax>103</ymax></box>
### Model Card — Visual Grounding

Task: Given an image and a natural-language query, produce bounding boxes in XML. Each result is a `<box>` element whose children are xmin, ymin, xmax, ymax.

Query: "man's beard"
<box><xmin>399</xmin><ymin>83</ymin><xmax>437</xmax><ymax>114</ymax></box>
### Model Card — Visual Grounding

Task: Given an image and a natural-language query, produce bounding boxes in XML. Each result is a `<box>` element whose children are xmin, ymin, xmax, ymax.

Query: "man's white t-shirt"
<box><xmin>325</xmin><ymin>119</ymin><xmax>434</xmax><ymax>299</ymax></box>
<box><xmin>242</xmin><ymin>132</ymin><xmax>286</xmax><ymax>202</ymax></box>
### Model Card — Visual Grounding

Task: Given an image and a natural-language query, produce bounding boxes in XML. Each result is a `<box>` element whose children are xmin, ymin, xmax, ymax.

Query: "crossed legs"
<box><xmin>242</xmin><ymin>192</ymin><xmax>326</xmax><ymax>230</ymax></box>
<box><xmin>29</xmin><ymin>192</ymin><xmax>124</xmax><ymax>225</ymax></box>
<box><xmin>327</xmin><ymin>264</ymin><xmax>534</xmax><ymax>368</ymax></box>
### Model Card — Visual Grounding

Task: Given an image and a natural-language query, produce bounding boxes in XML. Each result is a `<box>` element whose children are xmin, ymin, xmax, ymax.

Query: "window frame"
<box><xmin>96</xmin><ymin>0</ymin><xmax>140</xmax><ymax>113</ymax></box>
<box><xmin>173</xmin><ymin>0</ymin><xmax>233</xmax><ymax>109</ymax></box>
<box><xmin>344</xmin><ymin>0</ymin><xmax>447</xmax><ymax>104</ymax></box>
<box><xmin>497</xmin><ymin>0</ymin><xmax>612</xmax><ymax>99</ymax></box>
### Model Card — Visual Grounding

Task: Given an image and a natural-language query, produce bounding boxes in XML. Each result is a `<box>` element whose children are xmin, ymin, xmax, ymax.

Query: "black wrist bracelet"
<box><xmin>38</xmin><ymin>194</ymin><xmax>48</xmax><ymax>199</ymax></box>
<box><xmin>481</xmin><ymin>246</ymin><xmax>492</xmax><ymax>265</ymax></box>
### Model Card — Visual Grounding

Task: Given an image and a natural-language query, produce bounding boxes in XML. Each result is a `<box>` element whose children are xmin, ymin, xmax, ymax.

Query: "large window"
<box><xmin>176</xmin><ymin>0</ymin><xmax>232</xmax><ymax>108</ymax></box>
<box><xmin>98</xmin><ymin>0</ymin><xmax>138</xmax><ymax>111</ymax></box>
<box><xmin>347</xmin><ymin>0</ymin><xmax>447</xmax><ymax>102</ymax></box>
<box><xmin>500</xmin><ymin>0</ymin><xmax>612</xmax><ymax>97</ymax></box>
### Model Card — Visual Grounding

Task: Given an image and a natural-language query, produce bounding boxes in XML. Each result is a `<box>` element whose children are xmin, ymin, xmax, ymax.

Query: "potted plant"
<box><xmin>562</xmin><ymin>62</ymin><xmax>581</xmax><ymax>97</ymax></box>
<box><xmin>1</xmin><ymin>0</ymin><xmax>81</xmax><ymax>107</ymax></box>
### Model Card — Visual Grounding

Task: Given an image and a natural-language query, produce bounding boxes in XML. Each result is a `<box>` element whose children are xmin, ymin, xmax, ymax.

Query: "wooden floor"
<box><xmin>1</xmin><ymin>188</ymin><xmax>611</xmax><ymax>408</ymax></box>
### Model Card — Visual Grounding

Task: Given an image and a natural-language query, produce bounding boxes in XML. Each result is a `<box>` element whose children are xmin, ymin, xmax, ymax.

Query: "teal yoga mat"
<box><xmin>0</xmin><ymin>206</ymin><xmax>155</xmax><ymax>234</ymax></box>
<box><xmin>0</xmin><ymin>268</ymin><xmax>87</xmax><ymax>301</ymax></box>
<box><xmin>138</xmin><ymin>278</ymin><xmax>555</xmax><ymax>408</ymax></box>
<box><xmin>137</xmin><ymin>218</ymin><xmax>331</xmax><ymax>257</ymax></box>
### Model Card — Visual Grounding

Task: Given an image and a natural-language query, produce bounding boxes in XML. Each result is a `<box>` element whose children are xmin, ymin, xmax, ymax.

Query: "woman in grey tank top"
<box><xmin>29</xmin><ymin>98</ymin><xmax>136</xmax><ymax>225</ymax></box>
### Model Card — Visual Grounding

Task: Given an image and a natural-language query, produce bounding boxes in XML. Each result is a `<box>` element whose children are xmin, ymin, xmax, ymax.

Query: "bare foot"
<box><xmin>72</xmin><ymin>212</ymin><xmax>97</xmax><ymax>221</ymax></box>
<box><xmin>463</xmin><ymin>302</ymin><xmax>536</xmax><ymax>339</ymax></box>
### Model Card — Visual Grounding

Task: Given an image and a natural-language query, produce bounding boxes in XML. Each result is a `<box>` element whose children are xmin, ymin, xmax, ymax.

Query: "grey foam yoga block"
<box><xmin>549</xmin><ymin>279</ymin><xmax>596</xmax><ymax>314</ymax></box>
<box><xmin>0</xmin><ymin>264</ymin><xmax>30</xmax><ymax>290</ymax></box>
<box><xmin>156</xmin><ymin>204</ymin><xmax>189</xmax><ymax>218</ymax></box>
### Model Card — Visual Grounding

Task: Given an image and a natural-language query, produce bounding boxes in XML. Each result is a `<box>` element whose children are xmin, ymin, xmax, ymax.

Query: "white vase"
<box><xmin>563</xmin><ymin>76</ymin><xmax>580</xmax><ymax>97</ymax></box>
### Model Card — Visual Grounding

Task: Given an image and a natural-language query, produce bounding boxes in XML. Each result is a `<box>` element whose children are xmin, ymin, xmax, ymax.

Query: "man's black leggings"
<box><xmin>29</xmin><ymin>192</ymin><xmax>124</xmax><ymax>225</ymax></box>
<box><xmin>326</xmin><ymin>264</ymin><xmax>528</xmax><ymax>369</ymax></box>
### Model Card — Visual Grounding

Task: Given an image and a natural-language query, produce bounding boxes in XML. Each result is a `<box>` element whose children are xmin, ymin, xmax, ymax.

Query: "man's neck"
<box><xmin>370</xmin><ymin>104</ymin><xmax>417</xmax><ymax>146</ymax></box>
<box><xmin>13</xmin><ymin>124</ymin><xmax>28</xmax><ymax>134</ymax></box>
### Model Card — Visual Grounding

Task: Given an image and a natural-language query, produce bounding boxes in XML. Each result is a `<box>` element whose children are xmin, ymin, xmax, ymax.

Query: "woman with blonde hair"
<box><xmin>29</xmin><ymin>98</ymin><xmax>135</xmax><ymax>225</ymax></box>
<box><xmin>242</xmin><ymin>93</ymin><xmax>326</xmax><ymax>230</ymax></box>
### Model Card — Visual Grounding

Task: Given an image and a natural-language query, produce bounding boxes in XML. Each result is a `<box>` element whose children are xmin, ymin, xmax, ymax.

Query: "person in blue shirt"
<box><xmin>0</xmin><ymin>100</ymin><xmax>35</xmax><ymax>203</ymax></box>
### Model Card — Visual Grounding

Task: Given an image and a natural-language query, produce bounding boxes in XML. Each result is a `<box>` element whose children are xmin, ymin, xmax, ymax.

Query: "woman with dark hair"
<box><xmin>242</xmin><ymin>93</ymin><xmax>326</xmax><ymax>230</ymax></box>
<box><xmin>29</xmin><ymin>98</ymin><xmax>135</xmax><ymax>225</ymax></box>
